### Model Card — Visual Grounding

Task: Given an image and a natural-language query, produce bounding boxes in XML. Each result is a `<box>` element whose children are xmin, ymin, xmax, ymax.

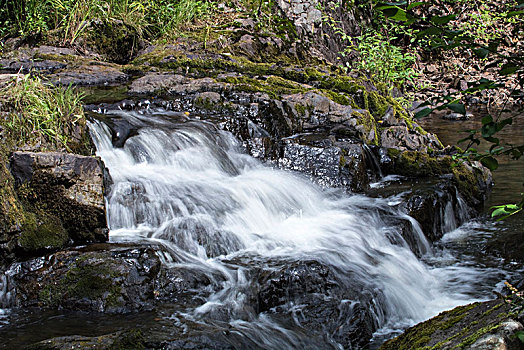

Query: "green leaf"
<box><xmin>414</xmin><ymin>107</ymin><xmax>432</xmax><ymax>118</ymax></box>
<box><xmin>492</xmin><ymin>207</ymin><xmax>508</xmax><ymax>217</ymax></box>
<box><xmin>447</xmin><ymin>103</ymin><xmax>466</xmax><ymax>115</ymax></box>
<box><xmin>418</xmin><ymin>26</ymin><xmax>442</xmax><ymax>37</ymax></box>
<box><xmin>407</xmin><ymin>1</ymin><xmax>427</xmax><ymax>10</ymax></box>
<box><xmin>430</xmin><ymin>14</ymin><xmax>456</xmax><ymax>25</ymax></box>
<box><xmin>500</xmin><ymin>63</ymin><xmax>519</xmax><ymax>76</ymax></box>
<box><xmin>481</xmin><ymin>125</ymin><xmax>497</xmax><ymax>138</ymax></box>
<box><xmin>507</xmin><ymin>10</ymin><xmax>524</xmax><ymax>17</ymax></box>
<box><xmin>485</xmin><ymin>137</ymin><xmax>500</xmax><ymax>145</ymax></box>
<box><xmin>481</xmin><ymin>156</ymin><xmax>499</xmax><ymax>170</ymax></box>
<box><xmin>473</xmin><ymin>48</ymin><xmax>490</xmax><ymax>59</ymax></box>
<box><xmin>496</xmin><ymin>118</ymin><xmax>513</xmax><ymax>132</ymax></box>
<box><xmin>517</xmin><ymin>330</ymin><xmax>524</xmax><ymax>343</ymax></box>
<box><xmin>481</xmin><ymin>115</ymin><xmax>493</xmax><ymax>125</ymax></box>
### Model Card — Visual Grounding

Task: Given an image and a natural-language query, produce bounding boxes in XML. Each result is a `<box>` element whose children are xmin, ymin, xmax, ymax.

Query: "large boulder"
<box><xmin>7</xmin><ymin>152</ymin><xmax>108</xmax><ymax>259</ymax></box>
<box><xmin>11</xmin><ymin>245</ymin><xmax>160</xmax><ymax>313</ymax></box>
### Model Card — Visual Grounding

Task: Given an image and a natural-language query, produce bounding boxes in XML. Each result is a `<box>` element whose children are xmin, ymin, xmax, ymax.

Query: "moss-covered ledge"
<box><xmin>379</xmin><ymin>299</ymin><xmax>523</xmax><ymax>350</ymax></box>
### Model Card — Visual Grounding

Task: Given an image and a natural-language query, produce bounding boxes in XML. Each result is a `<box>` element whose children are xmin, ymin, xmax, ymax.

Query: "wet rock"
<box><xmin>274</xmin><ymin>139</ymin><xmax>371</xmax><ymax>191</ymax></box>
<box><xmin>486</xmin><ymin>226</ymin><xmax>524</xmax><ymax>263</ymax></box>
<box><xmin>9</xmin><ymin>152</ymin><xmax>108</xmax><ymax>255</ymax></box>
<box><xmin>26</xmin><ymin>329</ymin><xmax>146</xmax><ymax>350</ymax></box>
<box><xmin>401</xmin><ymin>180</ymin><xmax>471</xmax><ymax>242</ymax></box>
<box><xmin>256</xmin><ymin>260</ymin><xmax>382</xmax><ymax>348</ymax></box>
<box><xmin>95</xmin><ymin>115</ymin><xmax>139</xmax><ymax>148</ymax></box>
<box><xmin>6</xmin><ymin>241</ymin><xmax>224</xmax><ymax>314</ymax></box>
<box><xmin>49</xmin><ymin>64</ymin><xmax>128</xmax><ymax>86</ymax></box>
<box><xmin>13</xmin><ymin>245</ymin><xmax>161</xmax><ymax>313</ymax></box>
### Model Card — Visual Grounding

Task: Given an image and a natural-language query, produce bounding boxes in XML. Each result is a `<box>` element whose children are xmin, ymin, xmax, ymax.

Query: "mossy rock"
<box><xmin>379</xmin><ymin>299</ymin><xmax>517</xmax><ymax>350</ymax></box>
<box><xmin>387</xmin><ymin>150</ymin><xmax>453</xmax><ymax>178</ymax></box>
<box><xmin>17</xmin><ymin>210</ymin><xmax>68</xmax><ymax>252</ymax></box>
<box><xmin>25</xmin><ymin>329</ymin><xmax>146</xmax><ymax>350</ymax></box>
<box><xmin>38</xmin><ymin>260</ymin><xmax>122</xmax><ymax>309</ymax></box>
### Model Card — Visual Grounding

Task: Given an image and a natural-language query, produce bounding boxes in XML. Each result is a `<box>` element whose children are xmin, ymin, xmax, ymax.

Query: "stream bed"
<box><xmin>0</xmin><ymin>106</ymin><xmax>521</xmax><ymax>349</ymax></box>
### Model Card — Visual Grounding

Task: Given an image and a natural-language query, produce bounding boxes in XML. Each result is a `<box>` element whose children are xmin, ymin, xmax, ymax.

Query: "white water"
<box><xmin>89</xmin><ymin>110</ymin><xmax>499</xmax><ymax>347</ymax></box>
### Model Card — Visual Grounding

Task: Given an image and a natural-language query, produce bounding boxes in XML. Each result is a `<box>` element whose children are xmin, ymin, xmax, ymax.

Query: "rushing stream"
<box><xmin>0</xmin><ymin>106</ymin><xmax>518</xmax><ymax>349</ymax></box>
<box><xmin>86</xmin><ymin>108</ymin><xmax>509</xmax><ymax>347</ymax></box>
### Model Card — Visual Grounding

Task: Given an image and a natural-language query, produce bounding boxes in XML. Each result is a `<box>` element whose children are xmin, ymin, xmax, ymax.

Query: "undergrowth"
<box><xmin>0</xmin><ymin>0</ymin><xmax>217</xmax><ymax>43</ymax></box>
<box><xmin>0</xmin><ymin>74</ymin><xmax>86</xmax><ymax>151</ymax></box>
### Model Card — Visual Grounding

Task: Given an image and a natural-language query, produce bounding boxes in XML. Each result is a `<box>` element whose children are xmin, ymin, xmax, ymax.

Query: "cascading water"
<box><xmin>87</xmin><ymin>108</ymin><xmax>506</xmax><ymax>348</ymax></box>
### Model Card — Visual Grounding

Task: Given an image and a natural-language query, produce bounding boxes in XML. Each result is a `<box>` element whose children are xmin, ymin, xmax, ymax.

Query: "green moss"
<box><xmin>18</xmin><ymin>211</ymin><xmax>68</xmax><ymax>251</ymax></box>
<box><xmin>352</xmin><ymin>110</ymin><xmax>379</xmax><ymax>145</ymax></box>
<box><xmin>388</xmin><ymin>150</ymin><xmax>454</xmax><ymax>178</ymax></box>
<box><xmin>454</xmin><ymin>323</ymin><xmax>501</xmax><ymax>349</ymax></box>
<box><xmin>387</xmin><ymin>148</ymin><xmax>401</xmax><ymax>158</ymax></box>
<box><xmin>380</xmin><ymin>303</ymin><xmax>480</xmax><ymax>350</ymax></box>
<box><xmin>0</xmin><ymin>145</ymin><xmax>24</xmax><ymax>236</ymax></box>
<box><xmin>481</xmin><ymin>302</ymin><xmax>504</xmax><ymax>318</ymax></box>
<box><xmin>451</xmin><ymin>163</ymin><xmax>480</xmax><ymax>203</ymax></box>
<box><xmin>39</xmin><ymin>259</ymin><xmax>123</xmax><ymax>309</ymax></box>
<box><xmin>321</xmin><ymin>90</ymin><xmax>351</xmax><ymax>105</ymax></box>
<box><xmin>294</xmin><ymin>103</ymin><xmax>307</xmax><ymax>116</ymax></box>
<box><xmin>87</xmin><ymin>19</ymin><xmax>140</xmax><ymax>64</ymax></box>
<box><xmin>218</xmin><ymin>74</ymin><xmax>309</xmax><ymax>98</ymax></box>
<box><xmin>109</xmin><ymin>329</ymin><xmax>146</xmax><ymax>350</ymax></box>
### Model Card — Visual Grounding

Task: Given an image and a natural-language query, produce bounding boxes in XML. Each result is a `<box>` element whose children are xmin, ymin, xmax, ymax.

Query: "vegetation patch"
<box><xmin>39</xmin><ymin>256</ymin><xmax>123</xmax><ymax>309</ymax></box>
<box><xmin>0</xmin><ymin>74</ymin><xmax>90</xmax><ymax>153</ymax></box>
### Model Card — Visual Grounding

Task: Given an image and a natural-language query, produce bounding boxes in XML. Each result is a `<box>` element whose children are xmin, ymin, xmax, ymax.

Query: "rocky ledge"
<box><xmin>0</xmin><ymin>151</ymin><xmax>108</xmax><ymax>265</ymax></box>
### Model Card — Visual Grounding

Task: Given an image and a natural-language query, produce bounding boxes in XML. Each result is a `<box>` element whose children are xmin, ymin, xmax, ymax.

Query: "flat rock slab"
<box><xmin>49</xmin><ymin>64</ymin><xmax>128</xmax><ymax>86</ymax></box>
<box><xmin>128</xmin><ymin>72</ymin><xmax>224</xmax><ymax>95</ymax></box>
<box><xmin>0</xmin><ymin>58</ymin><xmax>67</xmax><ymax>73</ymax></box>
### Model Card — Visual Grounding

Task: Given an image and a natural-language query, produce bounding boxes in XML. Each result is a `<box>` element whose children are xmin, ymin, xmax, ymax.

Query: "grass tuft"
<box><xmin>0</xmin><ymin>74</ymin><xmax>86</xmax><ymax>151</ymax></box>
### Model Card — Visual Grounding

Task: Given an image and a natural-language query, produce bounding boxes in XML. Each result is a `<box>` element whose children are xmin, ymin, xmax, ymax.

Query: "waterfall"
<box><xmin>88</xmin><ymin>109</ymin><xmax>498</xmax><ymax>347</ymax></box>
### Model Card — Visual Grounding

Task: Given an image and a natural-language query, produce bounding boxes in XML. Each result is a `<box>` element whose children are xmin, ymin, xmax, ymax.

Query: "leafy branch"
<box><xmin>373</xmin><ymin>0</ymin><xmax>524</xmax><ymax>219</ymax></box>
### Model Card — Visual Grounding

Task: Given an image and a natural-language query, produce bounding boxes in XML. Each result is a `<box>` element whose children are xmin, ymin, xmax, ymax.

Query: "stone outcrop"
<box><xmin>2</xmin><ymin>152</ymin><xmax>108</xmax><ymax>262</ymax></box>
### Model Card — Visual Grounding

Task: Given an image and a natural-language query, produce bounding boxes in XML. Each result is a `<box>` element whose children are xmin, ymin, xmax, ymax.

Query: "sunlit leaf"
<box><xmin>407</xmin><ymin>1</ymin><xmax>427</xmax><ymax>10</ymax></box>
